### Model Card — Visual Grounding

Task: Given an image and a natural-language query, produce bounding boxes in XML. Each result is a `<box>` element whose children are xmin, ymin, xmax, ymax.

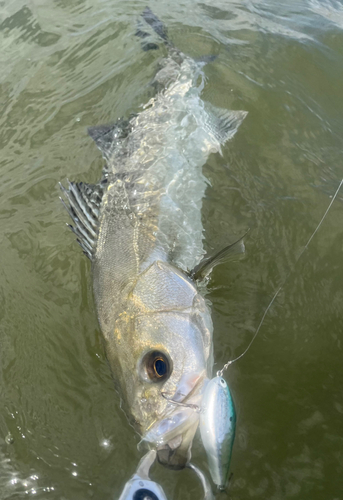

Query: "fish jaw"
<box><xmin>142</xmin><ymin>374</ymin><xmax>206</xmax><ymax>470</ymax></box>
<box><xmin>155</xmin><ymin>412</ymin><xmax>200</xmax><ymax>469</ymax></box>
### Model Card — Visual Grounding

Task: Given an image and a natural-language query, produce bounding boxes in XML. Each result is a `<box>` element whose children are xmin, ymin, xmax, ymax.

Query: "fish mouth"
<box><xmin>142</xmin><ymin>372</ymin><xmax>207</xmax><ymax>469</ymax></box>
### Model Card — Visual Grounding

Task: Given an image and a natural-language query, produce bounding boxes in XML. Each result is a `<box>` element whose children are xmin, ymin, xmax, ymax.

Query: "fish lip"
<box><xmin>144</xmin><ymin>406</ymin><xmax>200</xmax><ymax>446</ymax></box>
<box><xmin>141</xmin><ymin>371</ymin><xmax>207</xmax><ymax>448</ymax></box>
<box><xmin>153</xmin><ymin>405</ymin><xmax>201</xmax><ymax>470</ymax></box>
<box><xmin>138</xmin><ymin>372</ymin><xmax>209</xmax><ymax>472</ymax></box>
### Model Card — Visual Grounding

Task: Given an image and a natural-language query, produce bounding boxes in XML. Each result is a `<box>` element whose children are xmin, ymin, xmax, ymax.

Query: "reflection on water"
<box><xmin>0</xmin><ymin>0</ymin><xmax>342</xmax><ymax>498</ymax></box>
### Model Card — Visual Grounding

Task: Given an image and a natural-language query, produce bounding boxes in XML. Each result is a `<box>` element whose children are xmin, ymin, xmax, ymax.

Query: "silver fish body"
<box><xmin>61</xmin><ymin>10</ymin><xmax>246</xmax><ymax>470</ymax></box>
<box><xmin>200</xmin><ymin>376</ymin><xmax>236</xmax><ymax>489</ymax></box>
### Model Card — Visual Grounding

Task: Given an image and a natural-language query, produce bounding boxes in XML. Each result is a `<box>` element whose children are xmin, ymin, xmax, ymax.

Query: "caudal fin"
<box><xmin>141</xmin><ymin>7</ymin><xmax>168</xmax><ymax>42</ymax></box>
<box><xmin>135</xmin><ymin>7</ymin><xmax>170</xmax><ymax>51</ymax></box>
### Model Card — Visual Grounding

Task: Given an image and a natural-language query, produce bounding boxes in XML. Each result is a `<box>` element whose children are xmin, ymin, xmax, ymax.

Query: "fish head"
<box><xmin>107</xmin><ymin>261</ymin><xmax>213</xmax><ymax>469</ymax></box>
<box><xmin>134</xmin><ymin>310</ymin><xmax>211</xmax><ymax>469</ymax></box>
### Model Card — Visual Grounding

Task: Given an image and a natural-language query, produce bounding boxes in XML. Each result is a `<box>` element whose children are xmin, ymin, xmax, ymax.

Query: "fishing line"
<box><xmin>218</xmin><ymin>178</ymin><xmax>343</xmax><ymax>377</ymax></box>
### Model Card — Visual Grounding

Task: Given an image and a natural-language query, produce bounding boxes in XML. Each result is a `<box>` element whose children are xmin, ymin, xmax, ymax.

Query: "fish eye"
<box><xmin>154</xmin><ymin>357</ymin><xmax>167</xmax><ymax>377</ymax></box>
<box><xmin>139</xmin><ymin>350</ymin><xmax>172</xmax><ymax>383</ymax></box>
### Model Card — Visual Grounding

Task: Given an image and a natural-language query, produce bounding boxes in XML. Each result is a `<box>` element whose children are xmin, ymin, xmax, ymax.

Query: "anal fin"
<box><xmin>205</xmin><ymin>104</ymin><xmax>248</xmax><ymax>146</ymax></box>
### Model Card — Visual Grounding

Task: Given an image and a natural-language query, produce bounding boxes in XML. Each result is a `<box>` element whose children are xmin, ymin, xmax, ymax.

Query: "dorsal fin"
<box><xmin>59</xmin><ymin>181</ymin><xmax>104</xmax><ymax>259</ymax></box>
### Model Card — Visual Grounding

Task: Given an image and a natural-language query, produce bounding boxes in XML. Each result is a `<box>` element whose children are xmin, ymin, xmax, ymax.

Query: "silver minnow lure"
<box><xmin>200</xmin><ymin>376</ymin><xmax>236</xmax><ymax>489</ymax></box>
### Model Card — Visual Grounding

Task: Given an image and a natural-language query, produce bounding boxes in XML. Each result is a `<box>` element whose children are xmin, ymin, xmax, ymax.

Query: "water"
<box><xmin>0</xmin><ymin>0</ymin><xmax>342</xmax><ymax>498</ymax></box>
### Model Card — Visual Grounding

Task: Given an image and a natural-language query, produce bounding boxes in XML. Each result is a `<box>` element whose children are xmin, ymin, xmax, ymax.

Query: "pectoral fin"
<box><xmin>189</xmin><ymin>230</ymin><xmax>249</xmax><ymax>281</ymax></box>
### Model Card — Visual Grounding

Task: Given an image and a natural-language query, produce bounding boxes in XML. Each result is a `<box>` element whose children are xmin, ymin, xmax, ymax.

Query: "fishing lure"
<box><xmin>118</xmin><ymin>450</ymin><xmax>168</xmax><ymax>500</ymax></box>
<box><xmin>118</xmin><ymin>450</ymin><xmax>214</xmax><ymax>500</ymax></box>
<box><xmin>199</xmin><ymin>376</ymin><xmax>236</xmax><ymax>489</ymax></box>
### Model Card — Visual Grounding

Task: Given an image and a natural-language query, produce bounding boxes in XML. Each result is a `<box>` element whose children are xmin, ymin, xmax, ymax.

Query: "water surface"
<box><xmin>1</xmin><ymin>0</ymin><xmax>342</xmax><ymax>498</ymax></box>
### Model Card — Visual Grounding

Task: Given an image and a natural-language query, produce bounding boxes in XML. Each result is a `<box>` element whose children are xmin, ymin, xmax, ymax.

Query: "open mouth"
<box><xmin>141</xmin><ymin>406</ymin><xmax>200</xmax><ymax>469</ymax></box>
<box><xmin>144</xmin><ymin>404</ymin><xmax>200</xmax><ymax>446</ymax></box>
<box><xmin>149</xmin><ymin>405</ymin><xmax>201</xmax><ymax>469</ymax></box>
<box><xmin>141</xmin><ymin>372</ymin><xmax>208</xmax><ymax>468</ymax></box>
<box><xmin>143</xmin><ymin>371</ymin><xmax>206</xmax><ymax>445</ymax></box>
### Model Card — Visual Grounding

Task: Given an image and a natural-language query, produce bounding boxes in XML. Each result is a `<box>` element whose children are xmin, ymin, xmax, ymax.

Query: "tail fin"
<box><xmin>137</xmin><ymin>9</ymin><xmax>217</xmax><ymax>66</ymax></box>
<box><xmin>141</xmin><ymin>7</ymin><xmax>168</xmax><ymax>42</ymax></box>
<box><xmin>135</xmin><ymin>7</ymin><xmax>169</xmax><ymax>51</ymax></box>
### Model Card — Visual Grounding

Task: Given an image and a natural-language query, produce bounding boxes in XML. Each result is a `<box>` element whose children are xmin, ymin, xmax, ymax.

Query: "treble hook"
<box><xmin>161</xmin><ymin>391</ymin><xmax>201</xmax><ymax>412</ymax></box>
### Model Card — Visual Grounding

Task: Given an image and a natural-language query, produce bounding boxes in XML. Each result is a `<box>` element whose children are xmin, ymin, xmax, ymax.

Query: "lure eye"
<box><xmin>220</xmin><ymin>378</ymin><xmax>226</xmax><ymax>386</ymax></box>
<box><xmin>140</xmin><ymin>350</ymin><xmax>172</xmax><ymax>383</ymax></box>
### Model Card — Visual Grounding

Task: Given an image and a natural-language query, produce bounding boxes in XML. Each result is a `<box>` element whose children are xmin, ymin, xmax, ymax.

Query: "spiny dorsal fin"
<box><xmin>59</xmin><ymin>180</ymin><xmax>104</xmax><ymax>259</ymax></box>
<box><xmin>189</xmin><ymin>230</ymin><xmax>249</xmax><ymax>281</ymax></box>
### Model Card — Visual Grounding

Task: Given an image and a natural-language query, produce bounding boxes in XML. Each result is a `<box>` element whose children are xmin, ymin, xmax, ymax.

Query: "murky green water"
<box><xmin>1</xmin><ymin>0</ymin><xmax>343</xmax><ymax>498</ymax></box>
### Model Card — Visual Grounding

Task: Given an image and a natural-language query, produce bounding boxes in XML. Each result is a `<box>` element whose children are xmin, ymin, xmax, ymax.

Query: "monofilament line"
<box><xmin>217</xmin><ymin>286</ymin><xmax>282</xmax><ymax>376</ymax></box>
<box><xmin>296</xmin><ymin>178</ymin><xmax>343</xmax><ymax>261</ymax></box>
<box><xmin>218</xmin><ymin>178</ymin><xmax>343</xmax><ymax>377</ymax></box>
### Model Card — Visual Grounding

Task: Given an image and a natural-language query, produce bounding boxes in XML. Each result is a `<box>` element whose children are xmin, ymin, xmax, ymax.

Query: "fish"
<box><xmin>199</xmin><ymin>376</ymin><xmax>236</xmax><ymax>489</ymax></box>
<box><xmin>60</xmin><ymin>8</ymin><xmax>246</xmax><ymax>470</ymax></box>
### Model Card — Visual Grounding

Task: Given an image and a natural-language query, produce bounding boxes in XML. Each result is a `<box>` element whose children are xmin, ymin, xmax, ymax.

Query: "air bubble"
<box><xmin>5</xmin><ymin>432</ymin><xmax>14</xmax><ymax>444</ymax></box>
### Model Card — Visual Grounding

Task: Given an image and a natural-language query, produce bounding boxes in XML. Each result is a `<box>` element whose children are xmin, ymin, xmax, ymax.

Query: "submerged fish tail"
<box><xmin>135</xmin><ymin>7</ymin><xmax>171</xmax><ymax>52</ymax></box>
<box><xmin>141</xmin><ymin>7</ymin><xmax>169</xmax><ymax>43</ymax></box>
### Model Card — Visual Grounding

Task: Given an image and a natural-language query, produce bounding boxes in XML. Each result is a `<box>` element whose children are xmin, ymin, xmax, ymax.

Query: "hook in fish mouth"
<box><xmin>142</xmin><ymin>399</ymin><xmax>201</xmax><ymax>446</ymax></box>
<box><xmin>138</xmin><ymin>406</ymin><xmax>199</xmax><ymax>470</ymax></box>
<box><xmin>142</xmin><ymin>371</ymin><xmax>207</xmax><ymax>444</ymax></box>
<box><xmin>138</xmin><ymin>372</ymin><xmax>209</xmax><ymax>469</ymax></box>
<box><xmin>160</xmin><ymin>391</ymin><xmax>201</xmax><ymax>412</ymax></box>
